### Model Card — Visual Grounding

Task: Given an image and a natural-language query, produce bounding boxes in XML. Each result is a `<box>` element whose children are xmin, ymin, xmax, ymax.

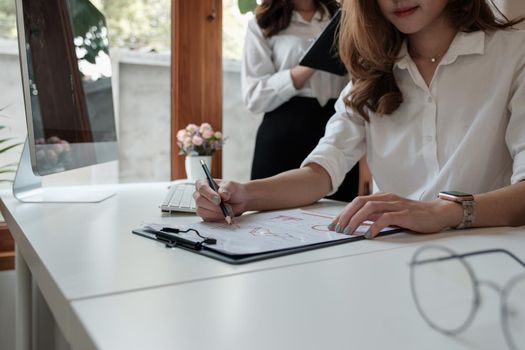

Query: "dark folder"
<box><xmin>132</xmin><ymin>224</ymin><xmax>403</xmax><ymax>265</ymax></box>
<box><xmin>299</xmin><ymin>9</ymin><xmax>346</xmax><ymax>76</ymax></box>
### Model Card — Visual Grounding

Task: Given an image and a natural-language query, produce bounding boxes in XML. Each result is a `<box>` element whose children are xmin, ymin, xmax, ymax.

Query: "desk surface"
<box><xmin>2</xmin><ymin>183</ymin><xmax>524</xmax><ymax>350</ymax></box>
<box><xmin>0</xmin><ymin>183</ymin><xmax>434</xmax><ymax>300</ymax></box>
<box><xmin>71</xmin><ymin>231</ymin><xmax>525</xmax><ymax>350</ymax></box>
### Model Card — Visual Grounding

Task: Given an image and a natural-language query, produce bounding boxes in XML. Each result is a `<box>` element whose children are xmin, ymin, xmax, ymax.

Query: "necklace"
<box><xmin>410</xmin><ymin>48</ymin><xmax>448</xmax><ymax>63</ymax></box>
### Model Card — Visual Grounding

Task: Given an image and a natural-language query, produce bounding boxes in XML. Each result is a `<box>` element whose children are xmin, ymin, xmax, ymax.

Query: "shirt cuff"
<box><xmin>301</xmin><ymin>144</ymin><xmax>353</xmax><ymax>196</ymax></box>
<box><xmin>267</xmin><ymin>69</ymin><xmax>298</xmax><ymax>102</ymax></box>
<box><xmin>511</xmin><ymin>150</ymin><xmax>525</xmax><ymax>184</ymax></box>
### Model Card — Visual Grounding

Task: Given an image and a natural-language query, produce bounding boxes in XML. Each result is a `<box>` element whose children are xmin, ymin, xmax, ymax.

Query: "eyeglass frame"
<box><xmin>409</xmin><ymin>244</ymin><xmax>525</xmax><ymax>350</ymax></box>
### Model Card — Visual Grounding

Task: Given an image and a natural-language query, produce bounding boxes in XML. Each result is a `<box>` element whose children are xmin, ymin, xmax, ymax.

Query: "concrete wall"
<box><xmin>222</xmin><ymin>60</ymin><xmax>262</xmax><ymax>182</ymax></box>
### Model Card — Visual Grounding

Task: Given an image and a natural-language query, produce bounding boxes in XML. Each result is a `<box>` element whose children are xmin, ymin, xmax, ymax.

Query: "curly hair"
<box><xmin>338</xmin><ymin>0</ymin><xmax>525</xmax><ymax>121</ymax></box>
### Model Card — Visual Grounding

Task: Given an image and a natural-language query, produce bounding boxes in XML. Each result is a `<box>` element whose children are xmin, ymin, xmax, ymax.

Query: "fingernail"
<box><xmin>335</xmin><ymin>224</ymin><xmax>342</xmax><ymax>233</ymax></box>
<box><xmin>328</xmin><ymin>222</ymin><xmax>336</xmax><ymax>231</ymax></box>
<box><xmin>343</xmin><ymin>226</ymin><xmax>351</xmax><ymax>235</ymax></box>
<box><xmin>212</xmin><ymin>195</ymin><xmax>220</xmax><ymax>205</ymax></box>
<box><xmin>364</xmin><ymin>228</ymin><xmax>373</xmax><ymax>239</ymax></box>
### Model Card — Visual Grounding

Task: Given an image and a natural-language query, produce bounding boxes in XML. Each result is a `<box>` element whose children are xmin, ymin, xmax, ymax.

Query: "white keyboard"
<box><xmin>160</xmin><ymin>181</ymin><xmax>197</xmax><ymax>213</ymax></box>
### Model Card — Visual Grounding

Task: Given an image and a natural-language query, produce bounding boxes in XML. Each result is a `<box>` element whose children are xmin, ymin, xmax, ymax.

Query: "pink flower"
<box><xmin>177</xmin><ymin>123</ymin><xmax>224</xmax><ymax>155</ymax></box>
<box><xmin>176</xmin><ymin>129</ymin><xmax>187</xmax><ymax>142</ymax></box>
<box><xmin>202</xmin><ymin>129</ymin><xmax>214</xmax><ymax>139</ymax></box>
<box><xmin>186</xmin><ymin>124</ymin><xmax>199</xmax><ymax>133</ymax></box>
<box><xmin>192</xmin><ymin>135</ymin><xmax>203</xmax><ymax>146</ymax></box>
<box><xmin>199</xmin><ymin>123</ymin><xmax>212</xmax><ymax>133</ymax></box>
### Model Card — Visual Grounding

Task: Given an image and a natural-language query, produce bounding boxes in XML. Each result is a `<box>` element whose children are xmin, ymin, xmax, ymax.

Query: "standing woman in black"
<box><xmin>241</xmin><ymin>0</ymin><xmax>360</xmax><ymax>201</ymax></box>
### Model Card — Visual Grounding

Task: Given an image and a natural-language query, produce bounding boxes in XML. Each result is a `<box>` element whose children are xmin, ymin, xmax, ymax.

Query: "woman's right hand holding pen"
<box><xmin>194</xmin><ymin>179</ymin><xmax>247</xmax><ymax>222</ymax></box>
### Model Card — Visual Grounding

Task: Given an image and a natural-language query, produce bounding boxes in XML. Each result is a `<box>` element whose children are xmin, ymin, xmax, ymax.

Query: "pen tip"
<box><xmin>226</xmin><ymin>216</ymin><xmax>232</xmax><ymax>225</ymax></box>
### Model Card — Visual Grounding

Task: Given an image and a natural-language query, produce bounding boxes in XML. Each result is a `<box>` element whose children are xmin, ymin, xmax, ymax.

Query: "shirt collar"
<box><xmin>395</xmin><ymin>30</ymin><xmax>486</xmax><ymax>70</ymax></box>
<box><xmin>291</xmin><ymin>3</ymin><xmax>330</xmax><ymax>24</ymax></box>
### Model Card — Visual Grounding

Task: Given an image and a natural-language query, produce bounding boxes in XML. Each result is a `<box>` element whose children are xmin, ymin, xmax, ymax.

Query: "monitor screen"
<box><xmin>16</xmin><ymin>0</ymin><xmax>118</xmax><ymax>176</ymax></box>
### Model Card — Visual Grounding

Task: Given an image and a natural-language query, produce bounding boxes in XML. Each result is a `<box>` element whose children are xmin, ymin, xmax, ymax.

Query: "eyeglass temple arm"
<box><xmin>412</xmin><ymin>248</ymin><xmax>525</xmax><ymax>268</ymax></box>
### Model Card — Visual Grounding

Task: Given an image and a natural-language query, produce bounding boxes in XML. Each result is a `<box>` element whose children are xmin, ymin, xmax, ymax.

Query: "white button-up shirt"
<box><xmin>302</xmin><ymin>30</ymin><xmax>525</xmax><ymax>200</ymax></box>
<box><xmin>241</xmin><ymin>8</ymin><xmax>348</xmax><ymax>114</ymax></box>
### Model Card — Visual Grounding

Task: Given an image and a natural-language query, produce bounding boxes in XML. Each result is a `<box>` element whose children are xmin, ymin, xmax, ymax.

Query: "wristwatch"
<box><xmin>438</xmin><ymin>191</ymin><xmax>475</xmax><ymax>229</ymax></box>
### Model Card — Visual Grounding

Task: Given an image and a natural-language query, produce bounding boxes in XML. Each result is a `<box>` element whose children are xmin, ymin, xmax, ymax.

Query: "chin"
<box><xmin>391</xmin><ymin>22</ymin><xmax>425</xmax><ymax>35</ymax></box>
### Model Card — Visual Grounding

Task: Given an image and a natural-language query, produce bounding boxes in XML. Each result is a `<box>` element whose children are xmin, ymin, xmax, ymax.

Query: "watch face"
<box><xmin>440</xmin><ymin>191</ymin><xmax>471</xmax><ymax>197</ymax></box>
<box><xmin>438</xmin><ymin>191</ymin><xmax>474</xmax><ymax>202</ymax></box>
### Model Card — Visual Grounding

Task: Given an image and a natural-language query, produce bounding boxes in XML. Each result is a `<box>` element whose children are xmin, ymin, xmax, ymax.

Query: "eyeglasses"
<box><xmin>409</xmin><ymin>245</ymin><xmax>525</xmax><ymax>350</ymax></box>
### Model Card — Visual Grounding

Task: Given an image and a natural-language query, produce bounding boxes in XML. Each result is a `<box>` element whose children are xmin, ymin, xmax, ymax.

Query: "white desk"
<box><xmin>71</xmin><ymin>231</ymin><xmax>525</xmax><ymax>350</ymax></box>
<box><xmin>1</xmin><ymin>183</ymin><xmax>524</xmax><ymax>349</ymax></box>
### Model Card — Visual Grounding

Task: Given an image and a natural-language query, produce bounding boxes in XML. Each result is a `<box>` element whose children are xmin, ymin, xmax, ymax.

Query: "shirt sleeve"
<box><xmin>241</xmin><ymin>19</ymin><xmax>299</xmax><ymax>114</ymax></box>
<box><xmin>301</xmin><ymin>83</ymin><xmax>367</xmax><ymax>195</ymax></box>
<box><xmin>507</xmin><ymin>54</ymin><xmax>525</xmax><ymax>184</ymax></box>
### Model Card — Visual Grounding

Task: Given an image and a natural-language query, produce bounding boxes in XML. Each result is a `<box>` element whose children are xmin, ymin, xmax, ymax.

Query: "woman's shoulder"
<box><xmin>247</xmin><ymin>17</ymin><xmax>262</xmax><ymax>32</ymax></box>
<box><xmin>486</xmin><ymin>28</ymin><xmax>525</xmax><ymax>51</ymax></box>
<box><xmin>245</xmin><ymin>17</ymin><xmax>270</xmax><ymax>43</ymax></box>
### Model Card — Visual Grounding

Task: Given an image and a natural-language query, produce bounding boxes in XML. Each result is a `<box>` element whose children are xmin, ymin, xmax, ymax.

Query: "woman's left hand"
<box><xmin>329</xmin><ymin>192</ymin><xmax>464</xmax><ymax>239</ymax></box>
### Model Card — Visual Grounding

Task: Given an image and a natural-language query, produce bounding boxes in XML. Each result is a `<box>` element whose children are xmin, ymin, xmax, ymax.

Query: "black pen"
<box><xmin>200</xmin><ymin>160</ymin><xmax>232</xmax><ymax>225</ymax></box>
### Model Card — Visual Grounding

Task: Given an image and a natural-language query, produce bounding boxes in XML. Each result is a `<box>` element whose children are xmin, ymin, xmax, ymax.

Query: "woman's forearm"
<box><xmin>473</xmin><ymin>180</ymin><xmax>525</xmax><ymax>227</ymax></box>
<box><xmin>244</xmin><ymin>163</ymin><xmax>332</xmax><ymax>212</ymax></box>
<box><xmin>290</xmin><ymin>65</ymin><xmax>316</xmax><ymax>90</ymax></box>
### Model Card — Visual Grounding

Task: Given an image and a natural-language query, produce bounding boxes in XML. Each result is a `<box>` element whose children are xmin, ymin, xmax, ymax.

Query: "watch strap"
<box><xmin>456</xmin><ymin>200</ymin><xmax>475</xmax><ymax>229</ymax></box>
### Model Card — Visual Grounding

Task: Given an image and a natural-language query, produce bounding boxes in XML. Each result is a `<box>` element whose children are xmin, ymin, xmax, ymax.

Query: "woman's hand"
<box><xmin>290</xmin><ymin>65</ymin><xmax>316</xmax><ymax>89</ymax></box>
<box><xmin>193</xmin><ymin>179</ymin><xmax>248</xmax><ymax>222</ymax></box>
<box><xmin>329</xmin><ymin>192</ymin><xmax>464</xmax><ymax>239</ymax></box>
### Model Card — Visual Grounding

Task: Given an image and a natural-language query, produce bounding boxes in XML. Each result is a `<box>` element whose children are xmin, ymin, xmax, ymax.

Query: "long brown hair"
<box><xmin>256</xmin><ymin>0</ymin><xmax>340</xmax><ymax>37</ymax></box>
<box><xmin>339</xmin><ymin>0</ymin><xmax>525</xmax><ymax>121</ymax></box>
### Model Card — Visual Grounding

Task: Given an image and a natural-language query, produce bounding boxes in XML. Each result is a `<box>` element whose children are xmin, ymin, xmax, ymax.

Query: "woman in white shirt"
<box><xmin>242</xmin><ymin>0</ymin><xmax>360</xmax><ymax>201</ymax></box>
<box><xmin>196</xmin><ymin>0</ymin><xmax>525</xmax><ymax>236</ymax></box>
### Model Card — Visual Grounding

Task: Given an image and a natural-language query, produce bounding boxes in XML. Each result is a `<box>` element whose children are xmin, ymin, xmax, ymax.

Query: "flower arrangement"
<box><xmin>176</xmin><ymin>123</ymin><xmax>224</xmax><ymax>156</ymax></box>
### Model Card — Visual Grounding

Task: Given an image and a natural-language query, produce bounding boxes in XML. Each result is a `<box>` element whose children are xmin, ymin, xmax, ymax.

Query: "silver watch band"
<box><xmin>456</xmin><ymin>200</ymin><xmax>475</xmax><ymax>229</ymax></box>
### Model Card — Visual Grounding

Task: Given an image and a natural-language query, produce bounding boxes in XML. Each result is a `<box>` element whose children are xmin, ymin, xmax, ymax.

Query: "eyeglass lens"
<box><xmin>504</xmin><ymin>274</ymin><xmax>525</xmax><ymax>350</ymax></box>
<box><xmin>411</xmin><ymin>246</ymin><xmax>478</xmax><ymax>334</ymax></box>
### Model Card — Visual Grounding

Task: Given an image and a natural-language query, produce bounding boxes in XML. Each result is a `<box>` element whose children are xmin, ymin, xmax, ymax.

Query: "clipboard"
<box><xmin>132</xmin><ymin>221</ymin><xmax>404</xmax><ymax>265</ymax></box>
<box><xmin>299</xmin><ymin>9</ymin><xmax>347</xmax><ymax>76</ymax></box>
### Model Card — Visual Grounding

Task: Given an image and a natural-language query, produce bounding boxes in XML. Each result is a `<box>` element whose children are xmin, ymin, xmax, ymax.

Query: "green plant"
<box><xmin>238</xmin><ymin>0</ymin><xmax>258</xmax><ymax>14</ymax></box>
<box><xmin>0</xmin><ymin>106</ymin><xmax>21</xmax><ymax>184</ymax></box>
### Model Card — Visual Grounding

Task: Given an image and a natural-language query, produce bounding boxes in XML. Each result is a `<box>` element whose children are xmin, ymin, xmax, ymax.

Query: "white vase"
<box><xmin>185</xmin><ymin>155</ymin><xmax>212</xmax><ymax>181</ymax></box>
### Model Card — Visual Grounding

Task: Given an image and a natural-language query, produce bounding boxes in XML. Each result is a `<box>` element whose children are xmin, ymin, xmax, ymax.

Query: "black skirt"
<box><xmin>251</xmin><ymin>96</ymin><xmax>359</xmax><ymax>202</ymax></box>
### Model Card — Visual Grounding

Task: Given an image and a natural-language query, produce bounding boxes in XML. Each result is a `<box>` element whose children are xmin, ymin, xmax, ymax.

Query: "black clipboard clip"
<box><xmin>139</xmin><ymin>227</ymin><xmax>217</xmax><ymax>251</ymax></box>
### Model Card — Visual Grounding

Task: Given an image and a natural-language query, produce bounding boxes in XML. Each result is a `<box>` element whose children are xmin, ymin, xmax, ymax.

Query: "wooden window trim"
<box><xmin>0</xmin><ymin>222</ymin><xmax>15</xmax><ymax>271</ymax></box>
<box><xmin>171</xmin><ymin>0</ymin><xmax>223</xmax><ymax>179</ymax></box>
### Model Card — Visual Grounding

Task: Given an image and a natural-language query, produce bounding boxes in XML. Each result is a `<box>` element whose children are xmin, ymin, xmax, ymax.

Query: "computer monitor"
<box><xmin>13</xmin><ymin>0</ymin><xmax>118</xmax><ymax>202</ymax></box>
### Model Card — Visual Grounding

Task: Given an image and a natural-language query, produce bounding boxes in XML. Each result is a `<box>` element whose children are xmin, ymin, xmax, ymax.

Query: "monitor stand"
<box><xmin>13</xmin><ymin>139</ymin><xmax>115</xmax><ymax>203</ymax></box>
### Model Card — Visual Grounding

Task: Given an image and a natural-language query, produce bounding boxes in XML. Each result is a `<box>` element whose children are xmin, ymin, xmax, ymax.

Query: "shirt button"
<box><xmin>425</xmin><ymin>135</ymin><xmax>433</xmax><ymax>142</ymax></box>
<box><xmin>427</xmin><ymin>96</ymin><xmax>433</xmax><ymax>103</ymax></box>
